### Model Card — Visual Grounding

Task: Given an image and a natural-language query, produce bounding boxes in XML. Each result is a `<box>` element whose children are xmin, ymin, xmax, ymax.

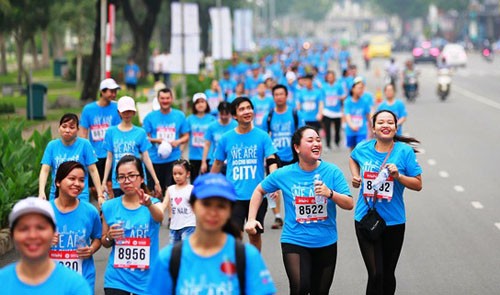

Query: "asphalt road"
<box><xmin>2</xmin><ymin>50</ymin><xmax>500</xmax><ymax>294</ymax></box>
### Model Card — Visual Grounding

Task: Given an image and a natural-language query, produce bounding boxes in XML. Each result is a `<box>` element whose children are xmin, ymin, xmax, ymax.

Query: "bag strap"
<box><xmin>363</xmin><ymin>143</ymin><xmax>394</xmax><ymax>209</ymax></box>
<box><xmin>267</xmin><ymin>109</ymin><xmax>298</xmax><ymax>133</ymax></box>
<box><xmin>266</xmin><ymin>109</ymin><xmax>274</xmax><ymax>133</ymax></box>
<box><xmin>169</xmin><ymin>241</ymin><xmax>183</xmax><ymax>294</ymax></box>
<box><xmin>235</xmin><ymin>240</ymin><xmax>246</xmax><ymax>295</ymax></box>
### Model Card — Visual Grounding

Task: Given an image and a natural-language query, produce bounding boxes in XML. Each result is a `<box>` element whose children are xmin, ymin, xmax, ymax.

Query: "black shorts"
<box><xmin>125</xmin><ymin>83</ymin><xmax>137</xmax><ymax>91</ymax></box>
<box><xmin>89</xmin><ymin>158</ymin><xmax>106</xmax><ymax>188</ymax></box>
<box><xmin>232</xmin><ymin>198</ymin><xmax>268</xmax><ymax>234</ymax></box>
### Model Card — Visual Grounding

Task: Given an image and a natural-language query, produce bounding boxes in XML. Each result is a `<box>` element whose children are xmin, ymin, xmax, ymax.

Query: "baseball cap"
<box><xmin>99</xmin><ymin>78</ymin><xmax>121</xmax><ymax>90</ymax></box>
<box><xmin>192</xmin><ymin>92</ymin><xmax>207</xmax><ymax>103</ymax></box>
<box><xmin>9</xmin><ymin>197</ymin><xmax>56</xmax><ymax>229</ymax></box>
<box><xmin>285</xmin><ymin>71</ymin><xmax>297</xmax><ymax>82</ymax></box>
<box><xmin>352</xmin><ymin>76</ymin><xmax>365</xmax><ymax>88</ymax></box>
<box><xmin>117</xmin><ymin>96</ymin><xmax>137</xmax><ymax>112</ymax></box>
<box><xmin>192</xmin><ymin>173</ymin><xmax>237</xmax><ymax>202</ymax></box>
<box><xmin>158</xmin><ymin>140</ymin><xmax>172</xmax><ymax>159</ymax></box>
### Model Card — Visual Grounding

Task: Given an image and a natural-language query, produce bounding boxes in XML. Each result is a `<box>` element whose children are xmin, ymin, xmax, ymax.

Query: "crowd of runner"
<box><xmin>1</xmin><ymin>40</ymin><xmax>422</xmax><ymax>295</ymax></box>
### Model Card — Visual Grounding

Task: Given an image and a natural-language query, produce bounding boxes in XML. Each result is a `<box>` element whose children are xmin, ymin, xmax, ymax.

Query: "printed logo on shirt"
<box><xmin>230</xmin><ymin>144</ymin><xmax>258</xmax><ymax>181</ymax></box>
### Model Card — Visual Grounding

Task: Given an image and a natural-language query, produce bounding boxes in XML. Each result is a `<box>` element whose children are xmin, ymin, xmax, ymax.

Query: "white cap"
<box><xmin>9</xmin><ymin>197</ymin><xmax>56</xmax><ymax>228</ymax></box>
<box><xmin>117</xmin><ymin>96</ymin><xmax>137</xmax><ymax>112</ymax></box>
<box><xmin>286</xmin><ymin>71</ymin><xmax>297</xmax><ymax>82</ymax></box>
<box><xmin>158</xmin><ymin>140</ymin><xmax>172</xmax><ymax>159</ymax></box>
<box><xmin>192</xmin><ymin>92</ymin><xmax>207</xmax><ymax>103</ymax></box>
<box><xmin>99</xmin><ymin>78</ymin><xmax>121</xmax><ymax>90</ymax></box>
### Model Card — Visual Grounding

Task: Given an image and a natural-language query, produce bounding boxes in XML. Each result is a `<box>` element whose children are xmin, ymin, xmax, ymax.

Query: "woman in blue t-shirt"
<box><xmin>100</xmin><ymin>155</ymin><xmax>165</xmax><ymax>295</ymax></box>
<box><xmin>147</xmin><ymin>173</ymin><xmax>276</xmax><ymax>295</ymax></box>
<box><xmin>50</xmin><ymin>161</ymin><xmax>102</xmax><ymax>293</ymax></box>
<box><xmin>350</xmin><ymin>110</ymin><xmax>422</xmax><ymax>295</ymax></box>
<box><xmin>245</xmin><ymin>126</ymin><xmax>354</xmax><ymax>295</ymax></box>
<box><xmin>0</xmin><ymin>197</ymin><xmax>91</xmax><ymax>294</ymax></box>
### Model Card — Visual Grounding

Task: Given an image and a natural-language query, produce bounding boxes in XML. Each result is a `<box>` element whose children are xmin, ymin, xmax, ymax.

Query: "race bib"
<box><xmin>325</xmin><ymin>95</ymin><xmax>339</xmax><ymax>107</ymax></box>
<box><xmin>113</xmin><ymin>237</ymin><xmax>151</xmax><ymax>269</ymax></box>
<box><xmin>208</xmin><ymin>97</ymin><xmax>220</xmax><ymax>111</ymax></box>
<box><xmin>255</xmin><ymin>113</ymin><xmax>265</xmax><ymax>126</ymax></box>
<box><xmin>90</xmin><ymin>123</ymin><xmax>109</xmax><ymax>142</ymax></box>
<box><xmin>302</xmin><ymin>101</ymin><xmax>316</xmax><ymax>111</ymax></box>
<box><xmin>157</xmin><ymin>127</ymin><xmax>176</xmax><ymax>142</ymax></box>
<box><xmin>351</xmin><ymin>115</ymin><xmax>363</xmax><ymax>128</ymax></box>
<box><xmin>192</xmin><ymin>132</ymin><xmax>205</xmax><ymax>148</ymax></box>
<box><xmin>50</xmin><ymin>250</ymin><xmax>83</xmax><ymax>275</ymax></box>
<box><xmin>362</xmin><ymin>171</ymin><xmax>394</xmax><ymax>201</ymax></box>
<box><xmin>295</xmin><ymin>196</ymin><xmax>327</xmax><ymax>223</ymax></box>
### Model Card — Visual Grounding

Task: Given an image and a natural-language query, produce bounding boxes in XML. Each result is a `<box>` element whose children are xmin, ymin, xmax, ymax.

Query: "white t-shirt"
<box><xmin>168</xmin><ymin>184</ymin><xmax>196</xmax><ymax>230</ymax></box>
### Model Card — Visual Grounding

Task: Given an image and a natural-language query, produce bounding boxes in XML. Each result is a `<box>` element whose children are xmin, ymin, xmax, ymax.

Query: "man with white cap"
<box><xmin>80</xmin><ymin>78</ymin><xmax>122</xmax><ymax>202</ymax></box>
<box><xmin>143</xmin><ymin>88</ymin><xmax>189</xmax><ymax>193</ymax></box>
<box><xmin>0</xmin><ymin>197</ymin><xmax>91</xmax><ymax>294</ymax></box>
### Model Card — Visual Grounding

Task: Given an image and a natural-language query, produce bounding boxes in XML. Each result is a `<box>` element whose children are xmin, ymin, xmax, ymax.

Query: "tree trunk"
<box><xmin>30</xmin><ymin>36</ymin><xmax>39</xmax><ymax>70</ymax></box>
<box><xmin>0</xmin><ymin>32</ymin><xmax>7</xmax><ymax>75</ymax></box>
<box><xmin>14</xmin><ymin>33</ymin><xmax>25</xmax><ymax>85</ymax></box>
<box><xmin>80</xmin><ymin>0</ymin><xmax>101</xmax><ymax>102</ymax></box>
<box><xmin>41</xmin><ymin>30</ymin><xmax>50</xmax><ymax>68</ymax></box>
<box><xmin>76</xmin><ymin>35</ymin><xmax>83</xmax><ymax>88</ymax></box>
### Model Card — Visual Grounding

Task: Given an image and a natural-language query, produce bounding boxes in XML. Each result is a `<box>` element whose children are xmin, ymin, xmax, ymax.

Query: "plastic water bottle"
<box><xmin>313</xmin><ymin>174</ymin><xmax>323</xmax><ymax>198</ymax></box>
<box><xmin>373</xmin><ymin>168</ymin><xmax>390</xmax><ymax>191</ymax></box>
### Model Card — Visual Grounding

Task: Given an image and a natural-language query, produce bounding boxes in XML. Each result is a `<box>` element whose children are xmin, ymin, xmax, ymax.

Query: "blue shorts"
<box><xmin>169</xmin><ymin>226</ymin><xmax>195</xmax><ymax>244</ymax></box>
<box><xmin>346</xmin><ymin>134</ymin><xmax>367</xmax><ymax>149</ymax></box>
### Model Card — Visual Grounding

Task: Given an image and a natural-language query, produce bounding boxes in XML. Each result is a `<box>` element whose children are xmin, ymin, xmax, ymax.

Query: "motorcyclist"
<box><xmin>402</xmin><ymin>59</ymin><xmax>419</xmax><ymax>98</ymax></box>
<box><xmin>384</xmin><ymin>57</ymin><xmax>399</xmax><ymax>88</ymax></box>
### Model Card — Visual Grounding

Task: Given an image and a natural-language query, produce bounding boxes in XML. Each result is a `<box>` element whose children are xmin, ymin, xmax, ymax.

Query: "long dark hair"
<box><xmin>115</xmin><ymin>155</ymin><xmax>150</xmax><ymax>192</ymax></box>
<box><xmin>372</xmin><ymin>109</ymin><xmax>420</xmax><ymax>152</ymax></box>
<box><xmin>291</xmin><ymin>125</ymin><xmax>319</xmax><ymax>163</ymax></box>
<box><xmin>188</xmin><ymin>194</ymin><xmax>241</xmax><ymax>239</ymax></box>
<box><xmin>55</xmin><ymin>161</ymin><xmax>86</xmax><ymax>198</ymax></box>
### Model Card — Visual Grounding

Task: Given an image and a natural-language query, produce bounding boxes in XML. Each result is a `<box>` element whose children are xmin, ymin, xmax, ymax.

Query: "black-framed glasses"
<box><xmin>116</xmin><ymin>174</ymin><xmax>141</xmax><ymax>183</ymax></box>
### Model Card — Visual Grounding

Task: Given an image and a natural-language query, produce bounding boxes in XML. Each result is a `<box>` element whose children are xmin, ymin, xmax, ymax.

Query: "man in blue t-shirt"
<box><xmin>123</xmin><ymin>57</ymin><xmax>141</xmax><ymax>96</ymax></box>
<box><xmin>80</xmin><ymin>78</ymin><xmax>122</xmax><ymax>201</ymax></box>
<box><xmin>211</xmin><ymin>97</ymin><xmax>278</xmax><ymax>251</ymax></box>
<box><xmin>296</xmin><ymin>74</ymin><xmax>324</xmax><ymax>130</ymax></box>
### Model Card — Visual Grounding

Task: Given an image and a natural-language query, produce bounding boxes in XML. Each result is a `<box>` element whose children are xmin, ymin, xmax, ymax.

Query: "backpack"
<box><xmin>266</xmin><ymin>108</ymin><xmax>299</xmax><ymax>133</ymax></box>
<box><xmin>169</xmin><ymin>239</ymin><xmax>246</xmax><ymax>294</ymax></box>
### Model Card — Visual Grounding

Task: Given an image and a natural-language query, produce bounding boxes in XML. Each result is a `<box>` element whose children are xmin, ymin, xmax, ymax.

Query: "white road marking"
<box><xmin>454</xmin><ymin>185</ymin><xmax>465</xmax><ymax>192</ymax></box>
<box><xmin>439</xmin><ymin>171</ymin><xmax>449</xmax><ymax>178</ymax></box>
<box><xmin>495</xmin><ymin>223</ymin><xmax>500</xmax><ymax>231</ymax></box>
<box><xmin>471</xmin><ymin>201</ymin><xmax>483</xmax><ymax>209</ymax></box>
<box><xmin>427</xmin><ymin>159</ymin><xmax>436</xmax><ymax>166</ymax></box>
<box><xmin>454</xmin><ymin>84</ymin><xmax>500</xmax><ymax>110</ymax></box>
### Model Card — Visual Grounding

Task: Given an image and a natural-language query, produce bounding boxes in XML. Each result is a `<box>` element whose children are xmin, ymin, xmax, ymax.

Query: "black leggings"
<box><xmin>104</xmin><ymin>288</ymin><xmax>136</xmax><ymax>295</ymax></box>
<box><xmin>189</xmin><ymin>159</ymin><xmax>208</xmax><ymax>183</ymax></box>
<box><xmin>322</xmin><ymin>116</ymin><xmax>341</xmax><ymax>148</ymax></box>
<box><xmin>281</xmin><ymin>242</ymin><xmax>337</xmax><ymax>295</ymax></box>
<box><xmin>355</xmin><ymin>221</ymin><xmax>405</xmax><ymax>295</ymax></box>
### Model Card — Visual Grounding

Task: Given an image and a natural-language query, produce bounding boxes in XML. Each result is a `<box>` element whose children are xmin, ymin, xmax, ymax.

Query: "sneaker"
<box><xmin>271</xmin><ymin>217</ymin><xmax>283</xmax><ymax>229</ymax></box>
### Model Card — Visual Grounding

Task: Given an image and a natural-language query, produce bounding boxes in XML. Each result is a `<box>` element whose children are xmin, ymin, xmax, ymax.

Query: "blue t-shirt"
<box><xmin>322</xmin><ymin>81</ymin><xmax>345</xmax><ymax>114</ymax></box>
<box><xmin>244</xmin><ymin>75</ymin><xmax>263</xmax><ymax>97</ymax></box>
<box><xmin>215</xmin><ymin>128</ymin><xmax>276</xmax><ymax>201</ymax></box>
<box><xmin>351</xmin><ymin>140</ymin><xmax>422</xmax><ymax>225</ymax></box>
<box><xmin>101</xmin><ymin>196</ymin><xmax>161</xmax><ymax>294</ymax></box>
<box><xmin>50</xmin><ymin>200</ymin><xmax>102</xmax><ymax>292</ymax></box>
<box><xmin>343</xmin><ymin>96</ymin><xmax>371</xmax><ymax>136</ymax></box>
<box><xmin>251</xmin><ymin>95</ymin><xmax>275</xmax><ymax>129</ymax></box>
<box><xmin>262</xmin><ymin>108</ymin><xmax>305</xmax><ymax>162</ymax></box>
<box><xmin>204</xmin><ymin>90</ymin><xmax>224</xmax><ymax>116</ymax></box>
<box><xmin>147</xmin><ymin>234</ymin><xmax>276</xmax><ymax>295</ymax></box>
<box><xmin>204</xmin><ymin>119</ymin><xmax>237</xmax><ymax>165</ymax></box>
<box><xmin>186</xmin><ymin>114</ymin><xmax>216</xmax><ymax>160</ymax></box>
<box><xmin>142</xmin><ymin>109</ymin><xmax>188</xmax><ymax>164</ymax></box>
<box><xmin>41</xmin><ymin>137</ymin><xmax>97</xmax><ymax>201</ymax></box>
<box><xmin>260</xmin><ymin>161</ymin><xmax>351</xmax><ymax>247</ymax></box>
<box><xmin>219</xmin><ymin>78</ymin><xmax>238</xmax><ymax>98</ymax></box>
<box><xmin>103</xmin><ymin>126</ymin><xmax>152</xmax><ymax>189</ymax></box>
<box><xmin>0</xmin><ymin>262</ymin><xmax>91</xmax><ymax>294</ymax></box>
<box><xmin>80</xmin><ymin>102</ymin><xmax>121</xmax><ymax>158</ymax></box>
<box><xmin>124</xmin><ymin>64</ymin><xmax>140</xmax><ymax>85</ymax></box>
<box><xmin>376</xmin><ymin>99</ymin><xmax>408</xmax><ymax>135</ymax></box>
<box><xmin>297</xmin><ymin>87</ymin><xmax>325</xmax><ymax>122</ymax></box>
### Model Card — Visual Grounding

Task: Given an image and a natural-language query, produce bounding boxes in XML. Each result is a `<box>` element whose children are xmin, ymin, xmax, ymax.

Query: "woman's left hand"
<box><xmin>154</xmin><ymin>183</ymin><xmax>162</xmax><ymax>199</ymax></box>
<box><xmin>136</xmin><ymin>187</ymin><xmax>153</xmax><ymax>207</ymax></box>
<box><xmin>76</xmin><ymin>246</ymin><xmax>93</xmax><ymax>259</ymax></box>
<box><xmin>314</xmin><ymin>182</ymin><xmax>329</xmax><ymax>197</ymax></box>
<box><xmin>386</xmin><ymin>164</ymin><xmax>400</xmax><ymax>180</ymax></box>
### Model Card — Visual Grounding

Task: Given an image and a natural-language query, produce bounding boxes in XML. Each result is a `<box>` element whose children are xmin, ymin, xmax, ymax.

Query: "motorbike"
<box><xmin>437</xmin><ymin>68</ymin><xmax>452</xmax><ymax>101</ymax></box>
<box><xmin>403</xmin><ymin>72</ymin><xmax>418</xmax><ymax>102</ymax></box>
<box><xmin>482</xmin><ymin>47</ymin><xmax>493</xmax><ymax>62</ymax></box>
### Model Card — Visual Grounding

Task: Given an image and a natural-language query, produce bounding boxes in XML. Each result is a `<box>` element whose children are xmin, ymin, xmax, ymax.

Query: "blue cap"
<box><xmin>192</xmin><ymin>173</ymin><xmax>237</xmax><ymax>202</ymax></box>
<box><xmin>251</xmin><ymin>63</ymin><xmax>260</xmax><ymax>70</ymax></box>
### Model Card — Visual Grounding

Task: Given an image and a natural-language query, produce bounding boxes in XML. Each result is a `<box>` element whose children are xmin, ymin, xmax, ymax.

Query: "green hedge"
<box><xmin>0</xmin><ymin>122</ymin><xmax>52</xmax><ymax>228</ymax></box>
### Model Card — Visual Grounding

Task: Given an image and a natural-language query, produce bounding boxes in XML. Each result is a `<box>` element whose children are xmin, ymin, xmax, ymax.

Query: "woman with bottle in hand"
<box><xmin>349</xmin><ymin>110</ymin><xmax>422</xmax><ymax>295</ymax></box>
<box><xmin>245</xmin><ymin>126</ymin><xmax>353</xmax><ymax>295</ymax></box>
<box><xmin>50</xmin><ymin>161</ymin><xmax>102</xmax><ymax>293</ymax></box>
<box><xmin>100</xmin><ymin>155</ymin><xmax>165</xmax><ymax>295</ymax></box>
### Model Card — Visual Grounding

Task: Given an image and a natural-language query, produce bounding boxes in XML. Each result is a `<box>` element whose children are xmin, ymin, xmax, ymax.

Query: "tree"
<box><xmin>0</xmin><ymin>0</ymin><xmax>12</xmax><ymax>75</ymax></box>
<box><xmin>80</xmin><ymin>0</ymin><xmax>102</xmax><ymax>102</ymax></box>
<box><xmin>275</xmin><ymin>0</ymin><xmax>334</xmax><ymax>21</ymax></box>
<box><xmin>368</xmin><ymin>0</ymin><xmax>431</xmax><ymax>20</ymax></box>
<box><xmin>433</xmin><ymin>0</ymin><xmax>469</xmax><ymax>12</ymax></box>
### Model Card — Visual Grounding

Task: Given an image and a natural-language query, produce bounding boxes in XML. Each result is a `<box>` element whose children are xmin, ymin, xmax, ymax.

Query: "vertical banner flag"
<box><xmin>170</xmin><ymin>2</ymin><xmax>200</xmax><ymax>74</ymax></box>
<box><xmin>234</xmin><ymin>9</ymin><xmax>253</xmax><ymax>52</ymax></box>
<box><xmin>209</xmin><ymin>6</ymin><xmax>232</xmax><ymax>59</ymax></box>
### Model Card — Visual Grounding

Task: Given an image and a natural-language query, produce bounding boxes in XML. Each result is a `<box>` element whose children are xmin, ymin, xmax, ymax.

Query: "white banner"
<box><xmin>170</xmin><ymin>2</ymin><xmax>200</xmax><ymax>74</ymax></box>
<box><xmin>209</xmin><ymin>7</ymin><xmax>232</xmax><ymax>59</ymax></box>
<box><xmin>233</xmin><ymin>9</ymin><xmax>253</xmax><ymax>52</ymax></box>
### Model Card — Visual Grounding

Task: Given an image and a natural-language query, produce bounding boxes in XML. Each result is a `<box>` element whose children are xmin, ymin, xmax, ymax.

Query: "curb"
<box><xmin>0</xmin><ymin>228</ymin><xmax>13</xmax><ymax>256</ymax></box>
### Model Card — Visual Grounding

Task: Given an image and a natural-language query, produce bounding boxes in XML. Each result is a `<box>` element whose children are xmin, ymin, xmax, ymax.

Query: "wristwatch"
<box><xmin>329</xmin><ymin>189</ymin><xmax>334</xmax><ymax>199</ymax></box>
<box><xmin>104</xmin><ymin>234</ymin><xmax>113</xmax><ymax>244</ymax></box>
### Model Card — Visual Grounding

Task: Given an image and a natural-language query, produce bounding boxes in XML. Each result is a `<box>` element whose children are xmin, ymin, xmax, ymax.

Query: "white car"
<box><xmin>441</xmin><ymin>43</ymin><xmax>467</xmax><ymax>67</ymax></box>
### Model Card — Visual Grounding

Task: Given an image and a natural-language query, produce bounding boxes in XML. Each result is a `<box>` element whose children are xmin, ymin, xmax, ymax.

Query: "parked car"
<box><xmin>441</xmin><ymin>43</ymin><xmax>467</xmax><ymax>67</ymax></box>
<box><xmin>413</xmin><ymin>41</ymin><xmax>440</xmax><ymax>64</ymax></box>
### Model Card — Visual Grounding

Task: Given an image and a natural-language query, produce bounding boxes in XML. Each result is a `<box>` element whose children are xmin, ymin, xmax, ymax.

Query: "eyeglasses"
<box><xmin>116</xmin><ymin>174</ymin><xmax>141</xmax><ymax>183</ymax></box>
